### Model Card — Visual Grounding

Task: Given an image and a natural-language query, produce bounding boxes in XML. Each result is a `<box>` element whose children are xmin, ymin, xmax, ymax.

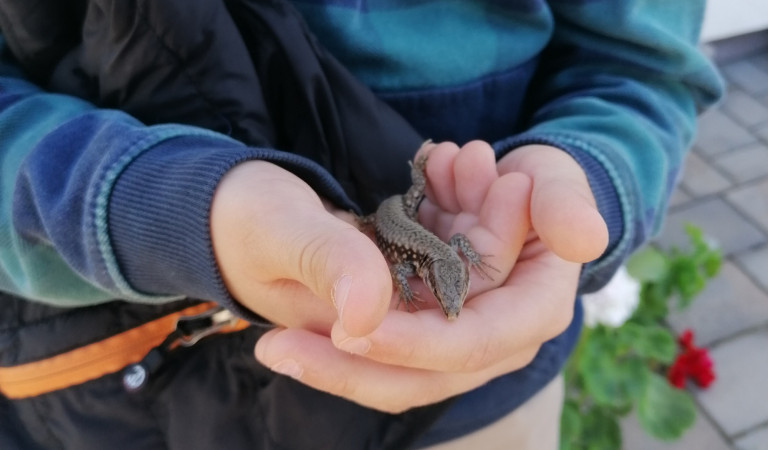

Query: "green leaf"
<box><xmin>580</xmin><ymin>343</ymin><xmax>649</xmax><ymax>409</ymax></box>
<box><xmin>581</xmin><ymin>406</ymin><xmax>622</xmax><ymax>450</ymax></box>
<box><xmin>684</xmin><ymin>223</ymin><xmax>704</xmax><ymax>245</ymax></box>
<box><xmin>671</xmin><ymin>258</ymin><xmax>706</xmax><ymax>307</ymax></box>
<box><xmin>633</xmin><ymin>283</ymin><xmax>669</xmax><ymax>322</ymax></box>
<box><xmin>636</xmin><ymin>373</ymin><xmax>696</xmax><ymax>440</ymax></box>
<box><xmin>703</xmin><ymin>250</ymin><xmax>722</xmax><ymax>278</ymax></box>
<box><xmin>620</xmin><ymin>323</ymin><xmax>676</xmax><ymax>363</ymax></box>
<box><xmin>560</xmin><ymin>400</ymin><xmax>582</xmax><ymax>450</ymax></box>
<box><xmin>626</xmin><ymin>246</ymin><xmax>669</xmax><ymax>282</ymax></box>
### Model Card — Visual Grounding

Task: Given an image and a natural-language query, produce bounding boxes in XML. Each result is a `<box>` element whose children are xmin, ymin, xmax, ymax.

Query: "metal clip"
<box><xmin>174</xmin><ymin>306</ymin><xmax>238</xmax><ymax>347</ymax></box>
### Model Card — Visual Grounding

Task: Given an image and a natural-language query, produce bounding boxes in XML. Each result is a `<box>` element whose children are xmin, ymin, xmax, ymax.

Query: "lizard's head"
<box><xmin>424</xmin><ymin>259</ymin><xmax>470</xmax><ymax>321</ymax></box>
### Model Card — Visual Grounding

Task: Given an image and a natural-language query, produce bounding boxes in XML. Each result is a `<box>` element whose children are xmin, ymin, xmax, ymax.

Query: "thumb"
<box><xmin>279</xmin><ymin>211</ymin><xmax>393</xmax><ymax>336</ymax></box>
<box><xmin>212</xmin><ymin>160</ymin><xmax>392</xmax><ymax>336</ymax></box>
<box><xmin>500</xmin><ymin>145</ymin><xmax>608</xmax><ymax>262</ymax></box>
<box><xmin>530</xmin><ymin>173</ymin><xmax>608</xmax><ymax>262</ymax></box>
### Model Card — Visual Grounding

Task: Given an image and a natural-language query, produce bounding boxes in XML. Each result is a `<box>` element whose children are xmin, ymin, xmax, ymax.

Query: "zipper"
<box><xmin>0</xmin><ymin>303</ymin><xmax>248</xmax><ymax>399</ymax></box>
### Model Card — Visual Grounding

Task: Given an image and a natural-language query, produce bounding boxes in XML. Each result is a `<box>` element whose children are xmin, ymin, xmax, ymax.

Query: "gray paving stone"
<box><xmin>694</xmin><ymin>330</ymin><xmax>768</xmax><ymax>436</ymax></box>
<box><xmin>621</xmin><ymin>410</ymin><xmax>731</xmax><ymax>450</ymax></box>
<box><xmin>736</xmin><ymin>245</ymin><xmax>768</xmax><ymax>292</ymax></box>
<box><xmin>695</xmin><ymin>109</ymin><xmax>757</xmax><ymax>156</ymax></box>
<box><xmin>667</xmin><ymin>262</ymin><xmax>768</xmax><ymax>345</ymax></box>
<box><xmin>680</xmin><ymin>152</ymin><xmax>733</xmax><ymax>197</ymax></box>
<box><xmin>735</xmin><ymin>425</ymin><xmax>768</xmax><ymax>450</ymax></box>
<box><xmin>641</xmin><ymin>48</ymin><xmax>768</xmax><ymax>450</ymax></box>
<box><xmin>722</xmin><ymin>89</ymin><xmax>768</xmax><ymax>128</ymax></box>
<box><xmin>656</xmin><ymin>198</ymin><xmax>765</xmax><ymax>257</ymax></box>
<box><xmin>669</xmin><ymin>187</ymin><xmax>692</xmax><ymax>209</ymax></box>
<box><xmin>721</xmin><ymin>60</ymin><xmax>768</xmax><ymax>96</ymax></box>
<box><xmin>756</xmin><ymin>123</ymin><xmax>768</xmax><ymax>143</ymax></box>
<box><xmin>727</xmin><ymin>180</ymin><xmax>768</xmax><ymax>234</ymax></box>
<box><xmin>713</xmin><ymin>142</ymin><xmax>768</xmax><ymax>183</ymax></box>
<box><xmin>748</xmin><ymin>53</ymin><xmax>768</xmax><ymax>80</ymax></box>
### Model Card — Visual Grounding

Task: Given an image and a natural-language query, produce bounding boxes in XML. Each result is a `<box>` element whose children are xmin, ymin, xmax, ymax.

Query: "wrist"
<box><xmin>107</xmin><ymin>135</ymin><xmax>259</xmax><ymax>308</ymax></box>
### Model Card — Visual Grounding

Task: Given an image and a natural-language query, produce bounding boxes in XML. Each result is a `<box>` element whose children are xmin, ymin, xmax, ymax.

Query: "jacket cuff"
<box><xmin>107</xmin><ymin>133</ymin><xmax>355</xmax><ymax>321</ymax></box>
<box><xmin>493</xmin><ymin>133</ymin><xmax>625</xmax><ymax>292</ymax></box>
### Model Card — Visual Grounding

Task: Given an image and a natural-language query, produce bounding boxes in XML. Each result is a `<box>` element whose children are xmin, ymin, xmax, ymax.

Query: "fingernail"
<box><xmin>332</xmin><ymin>274</ymin><xmax>352</xmax><ymax>324</ymax></box>
<box><xmin>271</xmin><ymin>359</ymin><xmax>303</xmax><ymax>380</ymax></box>
<box><xmin>337</xmin><ymin>336</ymin><xmax>371</xmax><ymax>355</ymax></box>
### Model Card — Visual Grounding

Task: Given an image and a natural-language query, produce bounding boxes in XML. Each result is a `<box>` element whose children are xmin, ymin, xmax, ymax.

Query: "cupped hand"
<box><xmin>250</xmin><ymin>142</ymin><xmax>609</xmax><ymax>413</ymax></box>
<box><xmin>253</xmin><ymin>140</ymin><xmax>608</xmax><ymax>414</ymax></box>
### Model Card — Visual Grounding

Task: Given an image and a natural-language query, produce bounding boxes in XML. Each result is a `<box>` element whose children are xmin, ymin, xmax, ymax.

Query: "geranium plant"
<box><xmin>560</xmin><ymin>225</ymin><xmax>721</xmax><ymax>449</ymax></box>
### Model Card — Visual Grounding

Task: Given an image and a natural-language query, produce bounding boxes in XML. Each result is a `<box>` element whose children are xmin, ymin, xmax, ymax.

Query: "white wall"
<box><xmin>701</xmin><ymin>0</ymin><xmax>768</xmax><ymax>42</ymax></box>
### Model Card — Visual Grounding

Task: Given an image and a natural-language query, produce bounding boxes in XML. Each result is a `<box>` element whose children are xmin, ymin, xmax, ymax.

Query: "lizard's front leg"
<box><xmin>390</xmin><ymin>262</ymin><xmax>423</xmax><ymax>311</ymax></box>
<box><xmin>449</xmin><ymin>233</ymin><xmax>500</xmax><ymax>280</ymax></box>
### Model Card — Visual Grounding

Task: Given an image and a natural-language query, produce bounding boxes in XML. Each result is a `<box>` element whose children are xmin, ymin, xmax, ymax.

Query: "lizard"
<box><xmin>359</xmin><ymin>148</ymin><xmax>499</xmax><ymax>320</ymax></box>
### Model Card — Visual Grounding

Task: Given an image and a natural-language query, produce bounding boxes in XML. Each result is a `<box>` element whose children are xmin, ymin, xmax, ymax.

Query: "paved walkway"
<box><xmin>621</xmin><ymin>50</ymin><xmax>768</xmax><ymax>449</ymax></box>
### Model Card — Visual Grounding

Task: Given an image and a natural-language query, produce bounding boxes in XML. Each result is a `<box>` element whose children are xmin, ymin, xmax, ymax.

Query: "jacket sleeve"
<box><xmin>494</xmin><ymin>0</ymin><xmax>723</xmax><ymax>292</ymax></box>
<box><xmin>0</xmin><ymin>42</ymin><xmax>354</xmax><ymax>313</ymax></box>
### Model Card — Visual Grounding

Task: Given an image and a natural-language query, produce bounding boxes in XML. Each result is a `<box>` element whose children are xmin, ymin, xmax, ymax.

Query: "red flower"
<box><xmin>667</xmin><ymin>329</ymin><xmax>715</xmax><ymax>389</ymax></box>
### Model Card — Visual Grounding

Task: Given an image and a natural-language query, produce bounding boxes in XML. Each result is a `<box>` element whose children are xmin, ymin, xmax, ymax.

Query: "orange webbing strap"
<box><xmin>0</xmin><ymin>302</ymin><xmax>249</xmax><ymax>399</ymax></box>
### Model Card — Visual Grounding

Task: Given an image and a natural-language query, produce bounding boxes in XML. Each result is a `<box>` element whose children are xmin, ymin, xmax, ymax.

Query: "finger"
<box><xmin>255</xmin><ymin>327</ymin><xmax>537</xmax><ymax>413</ymax></box>
<box><xmin>329</xmin><ymin>253</ymin><xmax>580</xmax><ymax>373</ymax></box>
<box><xmin>426</xmin><ymin>168</ymin><xmax>530</xmax><ymax>249</ymax></box>
<box><xmin>472</xmin><ymin>171</ymin><xmax>531</xmax><ymax>258</ymax></box>
<box><xmin>453</xmin><ymin>141</ymin><xmax>497</xmax><ymax>215</ymax></box>
<box><xmin>499</xmin><ymin>145</ymin><xmax>608</xmax><ymax>262</ymax></box>
<box><xmin>477</xmin><ymin>172</ymin><xmax>531</xmax><ymax>244</ymax></box>
<box><xmin>458</xmin><ymin>172</ymin><xmax>531</xmax><ymax>296</ymax></box>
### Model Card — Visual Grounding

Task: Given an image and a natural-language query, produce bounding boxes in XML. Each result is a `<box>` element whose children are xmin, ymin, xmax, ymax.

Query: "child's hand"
<box><xmin>254</xmin><ymin>141</ymin><xmax>608</xmax><ymax>413</ymax></box>
<box><xmin>210</xmin><ymin>160</ymin><xmax>394</xmax><ymax>337</ymax></box>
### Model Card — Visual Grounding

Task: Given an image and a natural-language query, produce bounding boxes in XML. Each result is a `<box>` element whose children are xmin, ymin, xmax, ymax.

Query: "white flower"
<box><xmin>582</xmin><ymin>266</ymin><xmax>640</xmax><ymax>328</ymax></box>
